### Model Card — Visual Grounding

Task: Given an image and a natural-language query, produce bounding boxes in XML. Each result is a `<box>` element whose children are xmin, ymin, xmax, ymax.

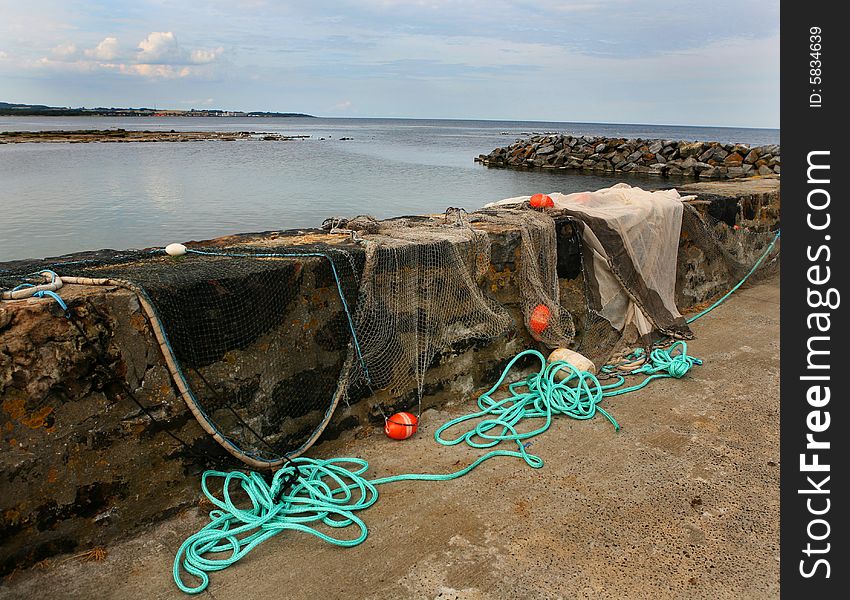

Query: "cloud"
<box><xmin>119</xmin><ymin>63</ymin><xmax>193</xmax><ymax>79</ymax></box>
<box><xmin>135</xmin><ymin>31</ymin><xmax>222</xmax><ymax>66</ymax></box>
<box><xmin>331</xmin><ymin>99</ymin><xmax>353</xmax><ymax>111</ymax></box>
<box><xmin>137</xmin><ymin>31</ymin><xmax>181</xmax><ymax>63</ymax></box>
<box><xmin>85</xmin><ymin>37</ymin><xmax>120</xmax><ymax>61</ymax></box>
<box><xmin>33</xmin><ymin>31</ymin><xmax>224</xmax><ymax>80</ymax></box>
<box><xmin>0</xmin><ymin>50</ymin><xmax>8</xmax><ymax>60</ymax></box>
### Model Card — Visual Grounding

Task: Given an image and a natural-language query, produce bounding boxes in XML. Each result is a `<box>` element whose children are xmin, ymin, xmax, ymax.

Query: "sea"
<box><xmin>0</xmin><ymin>117</ymin><xmax>779</xmax><ymax>262</ymax></box>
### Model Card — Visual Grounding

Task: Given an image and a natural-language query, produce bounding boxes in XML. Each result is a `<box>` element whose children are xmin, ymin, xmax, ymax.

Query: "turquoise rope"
<box><xmin>598</xmin><ymin>341</ymin><xmax>702</xmax><ymax>396</ymax></box>
<box><xmin>173</xmin><ymin>344</ymin><xmax>701</xmax><ymax>594</ymax></box>
<box><xmin>32</xmin><ymin>290</ymin><xmax>69</xmax><ymax>314</ymax></box>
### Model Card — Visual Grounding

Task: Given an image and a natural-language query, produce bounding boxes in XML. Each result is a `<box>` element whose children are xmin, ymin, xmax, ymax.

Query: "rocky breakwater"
<box><xmin>476</xmin><ymin>135</ymin><xmax>781</xmax><ymax>180</ymax></box>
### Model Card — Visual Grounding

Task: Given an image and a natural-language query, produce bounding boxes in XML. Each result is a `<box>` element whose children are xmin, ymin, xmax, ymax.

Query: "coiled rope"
<box><xmin>174</xmin><ymin>344</ymin><xmax>700</xmax><ymax>594</ymax></box>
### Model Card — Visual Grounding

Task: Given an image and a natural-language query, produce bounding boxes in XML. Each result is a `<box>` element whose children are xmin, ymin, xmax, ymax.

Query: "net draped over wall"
<box><xmin>1</xmin><ymin>185</ymin><xmax>779</xmax><ymax>465</ymax></box>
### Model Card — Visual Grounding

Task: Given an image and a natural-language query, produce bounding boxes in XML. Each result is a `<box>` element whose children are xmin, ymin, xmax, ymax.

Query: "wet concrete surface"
<box><xmin>1</xmin><ymin>276</ymin><xmax>780</xmax><ymax>600</ymax></box>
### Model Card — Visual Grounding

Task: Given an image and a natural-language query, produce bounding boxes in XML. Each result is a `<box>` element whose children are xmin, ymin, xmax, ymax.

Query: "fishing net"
<box><xmin>0</xmin><ymin>244</ymin><xmax>364</xmax><ymax>467</ymax></box>
<box><xmin>467</xmin><ymin>208</ymin><xmax>576</xmax><ymax>349</ymax></box>
<box><xmin>678</xmin><ymin>196</ymin><xmax>780</xmax><ymax>307</ymax></box>
<box><xmin>340</xmin><ymin>211</ymin><xmax>514</xmax><ymax>402</ymax></box>
<box><xmin>483</xmin><ymin>183</ymin><xmax>780</xmax><ymax>368</ymax></box>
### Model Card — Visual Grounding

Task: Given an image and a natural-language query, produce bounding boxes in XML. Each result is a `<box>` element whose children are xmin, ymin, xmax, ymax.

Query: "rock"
<box><xmin>724</xmin><ymin>152</ymin><xmax>744</xmax><ymax>166</ymax></box>
<box><xmin>679</xmin><ymin>142</ymin><xmax>705</xmax><ymax>158</ymax></box>
<box><xmin>744</xmin><ymin>149</ymin><xmax>760</xmax><ymax>164</ymax></box>
<box><xmin>472</xmin><ymin>135</ymin><xmax>778</xmax><ymax>181</ymax></box>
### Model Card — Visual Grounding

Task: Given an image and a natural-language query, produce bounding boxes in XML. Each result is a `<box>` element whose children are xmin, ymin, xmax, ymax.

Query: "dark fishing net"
<box><xmin>0</xmin><ymin>243</ymin><xmax>364</xmax><ymax>462</ymax></box>
<box><xmin>343</xmin><ymin>211</ymin><xmax>514</xmax><ymax>403</ymax></box>
<box><xmin>469</xmin><ymin>207</ymin><xmax>576</xmax><ymax>350</ymax></box>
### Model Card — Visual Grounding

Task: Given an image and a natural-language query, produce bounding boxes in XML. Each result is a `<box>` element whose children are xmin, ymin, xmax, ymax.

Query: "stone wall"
<box><xmin>0</xmin><ymin>179</ymin><xmax>779</xmax><ymax>575</ymax></box>
<box><xmin>476</xmin><ymin>135</ymin><xmax>780</xmax><ymax>180</ymax></box>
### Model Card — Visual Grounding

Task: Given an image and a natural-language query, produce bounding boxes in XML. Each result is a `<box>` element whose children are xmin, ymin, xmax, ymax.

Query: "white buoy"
<box><xmin>548</xmin><ymin>347</ymin><xmax>596</xmax><ymax>375</ymax></box>
<box><xmin>165</xmin><ymin>243</ymin><xmax>187</xmax><ymax>257</ymax></box>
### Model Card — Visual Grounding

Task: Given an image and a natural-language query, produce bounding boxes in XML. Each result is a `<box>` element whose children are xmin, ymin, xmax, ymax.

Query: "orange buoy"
<box><xmin>529</xmin><ymin>193</ymin><xmax>554</xmax><ymax>209</ymax></box>
<box><xmin>384</xmin><ymin>412</ymin><xmax>418</xmax><ymax>440</ymax></box>
<box><xmin>529</xmin><ymin>304</ymin><xmax>551</xmax><ymax>335</ymax></box>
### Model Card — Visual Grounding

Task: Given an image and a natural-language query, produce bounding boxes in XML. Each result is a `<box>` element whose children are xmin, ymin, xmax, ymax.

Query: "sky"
<box><xmin>0</xmin><ymin>0</ymin><xmax>780</xmax><ymax>127</ymax></box>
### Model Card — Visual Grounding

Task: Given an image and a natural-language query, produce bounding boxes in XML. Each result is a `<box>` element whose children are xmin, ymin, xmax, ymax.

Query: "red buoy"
<box><xmin>384</xmin><ymin>412</ymin><xmax>418</xmax><ymax>440</ymax></box>
<box><xmin>529</xmin><ymin>193</ymin><xmax>554</xmax><ymax>209</ymax></box>
<box><xmin>529</xmin><ymin>304</ymin><xmax>551</xmax><ymax>335</ymax></box>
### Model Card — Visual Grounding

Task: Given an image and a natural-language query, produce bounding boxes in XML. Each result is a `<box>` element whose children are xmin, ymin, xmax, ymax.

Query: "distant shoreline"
<box><xmin>0</xmin><ymin>129</ymin><xmax>311</xmax><ymax>144</ymax></box>
<box><xmin>0</xmin><ymin>101</ymin><xmax>315</xmax><ymax>118</ymax></box>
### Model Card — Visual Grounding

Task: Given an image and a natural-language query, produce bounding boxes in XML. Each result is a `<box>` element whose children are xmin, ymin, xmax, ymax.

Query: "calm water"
<box><xmin>0</xmin><ymin>117</ymin><xmax>779</xmax><ymax>261</ymax></box>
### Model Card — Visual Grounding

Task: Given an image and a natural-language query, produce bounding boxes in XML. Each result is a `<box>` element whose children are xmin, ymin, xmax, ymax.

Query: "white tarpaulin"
<box><xmin>485</xmin><ymin>183</ymin><xmax>696</xmax><ymax>340</ymax></box>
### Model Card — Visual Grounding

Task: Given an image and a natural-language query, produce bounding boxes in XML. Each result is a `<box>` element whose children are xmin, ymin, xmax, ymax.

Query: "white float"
<box><xmin>165</xmin><ymin>243</ymin><xmax>188</xmax><ymax>257</ymax></box>
<box><xmin>548</xmin><ymin>347</ymin><xmax>596</xmax><ymax>375</ymax></box>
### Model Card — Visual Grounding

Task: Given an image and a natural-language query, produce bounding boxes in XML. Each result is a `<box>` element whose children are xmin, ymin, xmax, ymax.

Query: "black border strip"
<box><xmin>780</xmin><ymin>5</ymin><xmax>847</xmax><ymax>596</ymax></box>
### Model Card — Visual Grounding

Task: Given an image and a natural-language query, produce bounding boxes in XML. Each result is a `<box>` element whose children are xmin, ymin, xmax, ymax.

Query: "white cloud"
<box><xmin>0</xmin><ymin>50</ymin><xmax>8</xmax><ymax>60</ymax></box>
<box><xmin>331</xmin><ymin>99</ymin><xmax>353</xmax><ymax>111</ymax></box>
<box><xmin>137</xmin><ymin>31</ymin><xmax>181</xmax><ymax>63</ymax></box>
<box><xmin>119</xmin><ymin>63</ymin><xmax>193</xmax><ymax>79</ymax></box>
<box><xmin>85</xmin><ymin>37</ymin><xmax>120</xmax><ymax>61</ymax></box>
<box><xmin>32</xmin><ymin>31</ymin><xmax>224</xmax><ymax>80</ymax></box>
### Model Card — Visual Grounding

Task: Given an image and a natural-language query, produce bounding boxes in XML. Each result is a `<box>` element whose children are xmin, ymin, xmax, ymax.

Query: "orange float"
<box><xmin>384</xmin><ymin>412</ymin><xmax>418</xmax><ymax>440</ymax></box>
<box><xmin>529</xmin><ymin>304</ymin><xmax>551</xmax><ymax>335</ymax></box>
<box><xmin>529</xmin><ymin>193</ymin><xmax>554</xmax><ymax>209</ymax></box>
